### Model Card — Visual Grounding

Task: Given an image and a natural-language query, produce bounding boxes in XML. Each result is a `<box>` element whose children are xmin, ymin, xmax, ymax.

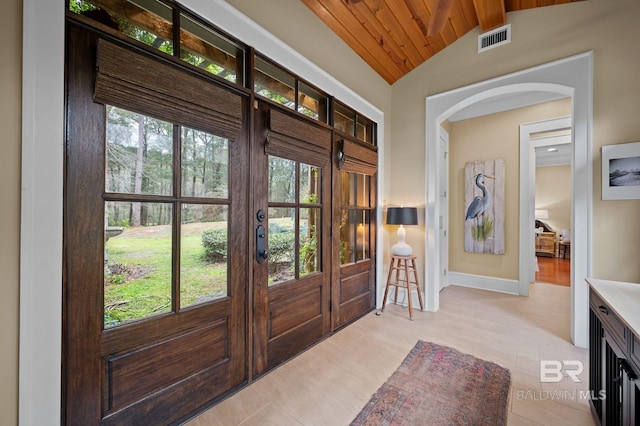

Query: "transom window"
<box><xmin>68</xmin><ymin>1</ymin><xmax>374</xmax><ymax>142</ymax></box>
<box><xmin>69</xmin><ymin>0</ymin><xmax>244</xmax><ymax>84</ymax></box>
<box><xmin>254</xmin><ymin>55</ymin><xmax>328</xmax><ymax>122</ymax></box>
<box><xmin>334</xmin><ymin>101</ymin><xmax>376</xmax><ymax>145</ymax></box>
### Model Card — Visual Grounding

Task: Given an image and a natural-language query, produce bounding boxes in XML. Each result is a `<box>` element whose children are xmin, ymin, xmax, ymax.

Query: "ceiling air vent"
<box><xmin>478</xmin><ymin>24</ymin><xmax>511</xmax><ymax>53</ymax></box>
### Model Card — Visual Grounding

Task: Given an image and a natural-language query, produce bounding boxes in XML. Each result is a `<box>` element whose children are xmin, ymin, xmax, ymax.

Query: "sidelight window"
<box><xmin>339</xmin><ymin>172</ymin><xmax>372</xmax><ymax>265</ymax></box>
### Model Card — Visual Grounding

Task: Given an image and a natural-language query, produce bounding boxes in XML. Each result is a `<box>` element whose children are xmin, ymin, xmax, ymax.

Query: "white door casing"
<box><xmin>438</xmin><ymin>128</ymin><xmax>449</xmax><ymax>291</ymax></box>
<box><xmin>521</xmin><ymin>117</ymin><xmax>572</xmax><ymax>286</ymax></box>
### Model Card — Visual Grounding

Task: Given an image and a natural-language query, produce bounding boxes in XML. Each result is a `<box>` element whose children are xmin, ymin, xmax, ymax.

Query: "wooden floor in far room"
<box><xmin>536</xmin><ymin>256</ymin><xmax>570</xmax><ymax>286</ymax></box>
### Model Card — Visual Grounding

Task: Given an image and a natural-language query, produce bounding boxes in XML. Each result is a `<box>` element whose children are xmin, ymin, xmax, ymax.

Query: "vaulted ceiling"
<box><xmin>300</xmin><ymin>0</ymin><xmax>585</xmax><ymax>84</ymax></box>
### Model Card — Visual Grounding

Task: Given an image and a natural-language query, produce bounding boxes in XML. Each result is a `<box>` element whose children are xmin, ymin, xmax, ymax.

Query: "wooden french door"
<box><xmin>64</xmin><ymin>24</ymin><xmax>248</xmax><ymax>424</ymax></box>
<box><xmin>251</xmin><ymin>102</ymin><xmax>332</xmax><ymax>374</ymax></box>
<box><xmin>64</xmin><ymin>20</ymin><xmax>377</xmax><ymax>425</ymax></box>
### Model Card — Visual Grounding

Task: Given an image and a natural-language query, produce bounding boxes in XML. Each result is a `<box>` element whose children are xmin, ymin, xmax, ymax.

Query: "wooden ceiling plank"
<box><xmin>519</xmin><ymin>0</ymin><xmax>539</xmax><ymax>9</ymax></box>
<box><xmin>313</xmin><ymin>0</ymin><xmax>412</xmax><ymax>76</ymax></box>
<box><xmin>352</xmin><ymin>0</ymin><xmax>424</xmax><ymax>68</ymax></box>
<box><xmin>439</xmin><ymin>19</ymin><xmax>458</xmax><ymax>46</ymax></box>
<box><xmin>403</xmin><ymin>0</ymin><xmax>438</xmax><ymax>57</ymax></box>
<box><xmin>404</xmin><ymin>0</ymin><xmax>431</xmax><ymax>38</ymax></box>
<box><xmin>427</xmin><ymin>0</ymin><xmax>455</xmax><ymax>36</ymax></box>
<box><xmin>384</xmin><ymin>0</ymin><xmax>434</xmax><ymax>61</ymax></box>
<box><xmin>448</xmin><ymin>0</ymin><xmax>476</xmax><ymax>38</ymax></box>
<box><xmin>472</xmin><ymin>0</ymin><xmax>506</xmax><ymax>32</ymax></box>
<box><xmin>458</xmin><ymin>0</ymin><xmax>481</xmax><ymax>29</ymax></box>
<box><xmin>504</xmin><ymin>0</ymin><xmax>520</xmax><ymax>11</ymax></box>
<box><xmin>300</xmin><ymin>0</ymin><xmax>587</xmax><ymax>83</ymax></box>
<box><xmin>417</xmin><ymin>0</ymin><xmax>447</xmax><ymax>52</ymax></box>
<box><xmin>300</xmin><ymin>0</ymin><xmax>402</xmax><ymax>83</ymax></box>
<box><xmin>367</xmin><ymin>0</ymin><xmax>425</xmax><ymax>66</ymax></box>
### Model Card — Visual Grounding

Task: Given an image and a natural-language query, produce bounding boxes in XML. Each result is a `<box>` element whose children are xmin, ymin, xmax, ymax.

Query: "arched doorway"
<box><xmin>425</xmin><ymin>52</ymin><xmax>593</xmax><ymax>348</ymax></box>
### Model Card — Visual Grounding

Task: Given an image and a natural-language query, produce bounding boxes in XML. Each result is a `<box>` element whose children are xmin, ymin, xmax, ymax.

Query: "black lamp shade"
<box><xmin>386</xmin><ymin>207</ymin><xmax>418</xmax><ymax>225</ymax></box>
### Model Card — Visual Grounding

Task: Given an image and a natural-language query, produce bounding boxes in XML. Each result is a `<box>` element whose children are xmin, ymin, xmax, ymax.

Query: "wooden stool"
<box><xmin>380</xmin><ymin>255</ymin><xmax>424</xmax><ymax>320</ymax></box>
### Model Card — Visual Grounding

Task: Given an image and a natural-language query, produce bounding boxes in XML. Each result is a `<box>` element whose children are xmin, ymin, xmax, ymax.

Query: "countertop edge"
<box><xmin>587</xmin><ymin>278</ymin><xmax>640</xmax><ymax>339</ymax></box>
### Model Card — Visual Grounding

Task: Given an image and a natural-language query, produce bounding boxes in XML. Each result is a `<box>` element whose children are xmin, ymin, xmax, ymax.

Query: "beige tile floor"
<box><xmin>186</xmin><ymin>283</ymin><xmax>595</xmax><ymax>426</ymax></box>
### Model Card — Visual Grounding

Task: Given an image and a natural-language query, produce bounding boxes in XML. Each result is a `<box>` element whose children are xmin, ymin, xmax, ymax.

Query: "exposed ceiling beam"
<box><xmin>472</xmin><ymin>0</ymin><xmax>506</xmax><ymax>32</ymax></box>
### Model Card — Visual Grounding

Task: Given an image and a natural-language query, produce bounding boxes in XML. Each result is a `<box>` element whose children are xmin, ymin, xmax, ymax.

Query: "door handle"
<box><xmin>256</xmin><ymin>225</ymin><xmax>268</xmax><ymax>263</ymax></box>
<box><xmin>620</xmin><ymin>359</ymin><xmax>638</xmax><ymax>381</ymax></box>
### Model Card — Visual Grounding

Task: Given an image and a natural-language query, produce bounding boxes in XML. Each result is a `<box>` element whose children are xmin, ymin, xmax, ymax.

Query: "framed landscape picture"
<box><xmin>602</xmin><ymin>141</ymin><xmax>640</xmax><ymax>200</ymax></box>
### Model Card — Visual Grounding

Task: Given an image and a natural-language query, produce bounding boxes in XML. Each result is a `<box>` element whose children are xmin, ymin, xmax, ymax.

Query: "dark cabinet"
<box><xmin>589</xmin><ymin>289</ymin><xmax>640</xmax><ymax>425</ymax></box>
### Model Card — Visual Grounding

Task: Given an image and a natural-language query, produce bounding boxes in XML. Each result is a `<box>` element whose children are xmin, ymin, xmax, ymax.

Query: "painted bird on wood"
<box><xmin>465</xmin><ymin>173</ymin><xmax>495</xmax><ymax>240</ymax></box>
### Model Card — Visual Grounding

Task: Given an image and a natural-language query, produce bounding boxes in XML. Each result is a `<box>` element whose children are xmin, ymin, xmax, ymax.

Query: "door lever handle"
<box><xmin>256</xmin><ymin>225</ymin><xmax>268</xmax><ymax>263</ymax></box>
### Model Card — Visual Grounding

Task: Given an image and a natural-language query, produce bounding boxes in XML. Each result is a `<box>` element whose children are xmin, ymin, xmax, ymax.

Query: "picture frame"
<box><xmin>464</xmin><ymin>159</ymin><xmax>505</xmax><ymax>255</ymax></box>
<box><xmin>602</xmin><ymin>141</ymin><xmax>640</xmax><ymax>200</ymax></box>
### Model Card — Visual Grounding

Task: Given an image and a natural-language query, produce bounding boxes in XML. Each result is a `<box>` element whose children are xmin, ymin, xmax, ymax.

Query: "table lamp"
<box><xmin>386</xmin><ymin>207</ymin><xmax>418</xmax><ymax>256</ymax></box>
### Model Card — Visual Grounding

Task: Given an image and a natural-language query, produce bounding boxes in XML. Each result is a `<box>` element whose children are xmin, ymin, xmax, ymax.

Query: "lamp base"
<box><xmin>391</xmin><ymin>225</ymin><xmax>413</xmax><ymax>256</ymax></box>
<box><xmin>391</xmin><ymin>243</ymin><xmax>413</xmax><ymax>256</ymax></box>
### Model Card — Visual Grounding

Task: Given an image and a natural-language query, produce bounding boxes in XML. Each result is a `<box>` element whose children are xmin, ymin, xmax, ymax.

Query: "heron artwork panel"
<box><xmin>464</xmin><ymin>159</ymin><xmax>505</xmax><ymax>254</ymax></box>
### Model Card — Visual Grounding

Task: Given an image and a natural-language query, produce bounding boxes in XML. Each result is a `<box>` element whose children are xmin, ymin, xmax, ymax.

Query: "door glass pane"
<box><xmin>180</xmin><ymin>204</ymin><xmax>228</xmax><ymax>308</ymax></box>
<box><xmin>339</xmin><ymin>209</ymin><xmax>370</xmax><ymax>265</ymax></box>
<box><xmin>340</xmin><ymin>171</ymin><xmax>356</xmax><ymax>206</ymax></box>
<box><xmin>181</xmin><ymin>127</ymin><xmax>229</xmax><ymax>198</ymax></box>
<box><xmin>355</xmin><ymin>210</ymin><xmax>370</xmax><ymax>261</ymax></box>
<box><xmin>340</xmin><ymin>210</ymin><xmax>355</xmax><ymax>265</ymax></box>
<box><xmin>268</xmin><ymin>156</ymin><xmax>296</xmax><ymax>203</ymax></box>
<box><xmin>268</xmin><ymin>207</ymin><xmax>295</xmax><ymax>285</ymax></box>
<box><xmin>300</xmin><ymin>208</ymin><xmax>320</xmax><ymax>276</ymax></box>
<box><xmin>356</xmin><ymin>174</ymin><xmax>370</xmax><ymax>207</ymax></box>
<box><xmin>104</xmin><ymin>201</ymin><xmax>173</xmax><ymax>328</ymax></box>
<box><xmin>300</xmin><ymin>163</ymin><xmax>321</xmax><ymax>204</ymax></box>
<box><xmin>106</xmin><ymin>106</ymin><xmax>173</xmax><ymax>196</ymax></box>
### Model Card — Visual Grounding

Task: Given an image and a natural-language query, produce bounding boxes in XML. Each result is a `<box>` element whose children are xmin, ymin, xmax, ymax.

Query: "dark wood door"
<box><xmin>252</xmin><ymin>102</ymin><xmax>332</xmax><ymax>374</ymax></box>
<box><xmin>331</xmin><ymin>137</ymin><xmax>378</xmax><ymax>329</ymax></box>
<box><xmin>63</xmin><ymin>24</ymin><xmax>248</xmax><ymax>425</ymax></box>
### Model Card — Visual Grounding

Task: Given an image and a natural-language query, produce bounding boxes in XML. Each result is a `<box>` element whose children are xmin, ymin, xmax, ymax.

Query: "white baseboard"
<box><xmin>447</xmin><ymin>272</ymin><xmax>519</xmax><ymax>295</ymax></box>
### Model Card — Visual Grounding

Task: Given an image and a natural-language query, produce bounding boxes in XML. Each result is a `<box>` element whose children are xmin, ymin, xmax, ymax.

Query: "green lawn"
<box><xmin>104</xmin><ymin>221</ymin><xmax>227</xmax><ymax>327</ymax></box>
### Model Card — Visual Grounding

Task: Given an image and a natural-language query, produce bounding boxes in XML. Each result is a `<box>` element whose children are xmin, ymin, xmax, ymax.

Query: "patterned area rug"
<box><xmin>351</xmin><ymin>341</ymin><xmax>511</xmax><ymax>425</ymax></box>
